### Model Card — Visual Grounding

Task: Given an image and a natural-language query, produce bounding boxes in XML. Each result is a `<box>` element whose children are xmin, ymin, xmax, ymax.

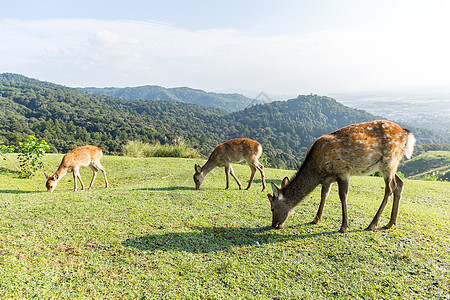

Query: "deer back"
<box><xmin>60</xmin><ymin>145</ymin><xmax>103</xmax><ymax>168</ymax></box>
<box><xmin>211</xmin><ymin>138</ymin><xmax>262</xmax><ymax>165</ymax></box>
<box><xmin>309</xmin><ymin>120</ymin><xmax>413</xmax><ymax>177</ymax></box>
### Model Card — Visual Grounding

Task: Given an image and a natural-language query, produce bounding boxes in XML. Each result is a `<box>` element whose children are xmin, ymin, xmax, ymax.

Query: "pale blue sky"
<box><xmin>2</xmin><ymin>0</ymin><xmax>370</xmax><ymax>33</ymax></box>
<box><xmin>2</xmin><ymin>0</ymin><xmax>450</xmax><ymax>96</ymax></box>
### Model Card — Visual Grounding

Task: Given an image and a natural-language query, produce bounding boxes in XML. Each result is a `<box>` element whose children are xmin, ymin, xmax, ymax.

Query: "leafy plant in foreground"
<box><xmin>0</xmin><ymin>135</ymin><xmax>50</xmax><ymax>178</ymax></box>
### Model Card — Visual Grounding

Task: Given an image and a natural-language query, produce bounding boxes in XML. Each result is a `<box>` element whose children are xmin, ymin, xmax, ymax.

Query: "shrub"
<box><xmin>123</xmin><ymin>140</ymin><xmax>200</xmax><ymax>158</ymax></box>
<box><xmin>0</xmin><ymin>136</ymin><xmax>50</xmax><ymax>178</ymax></box>
<box><xmin>122</xmin><ymin>141</ymin><xmax>150</xmax><ymax>158</ymax></box>
<box><xmin>423</xmin><ymin>174</ymin><xmax>438</xmax><ymax>181</ymax></box>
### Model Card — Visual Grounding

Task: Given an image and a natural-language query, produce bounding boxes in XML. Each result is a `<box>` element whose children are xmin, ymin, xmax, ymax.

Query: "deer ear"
<box><xmin>270</xmin><ymin>183</ymin><xmax>280</xmax><ymax>197</ymax></box>
<box><xmin>281</xmin><ymin>177</ymin><xmax>290</xmax><ymax>188</ymax></box>
<box><xmin>194</xmin><ymin>164</ymin><xmax>202</xmax><ymax>173</ymax></box>
<box><xmin>267</xmin><ymin>193</ymin><xmax>273</xmax><ymax>204</ymax></box>
<box><xmin>44</xmin><ymin>172</ymin><xmax>49</xmax><ymax>180</ymax></box>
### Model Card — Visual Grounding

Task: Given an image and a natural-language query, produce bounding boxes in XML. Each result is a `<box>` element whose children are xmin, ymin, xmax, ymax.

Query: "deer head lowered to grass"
<box><xmin>194</xmin><ymin>138</ymin><xmax>266</xmax><ymax>191</ymax></box>
<box><xmin>45</xmin><ymin>145</ymin><xmax>109</xmax><ymax>192</ymax></box>
<box><xmin>268</xmin><ymin>120</ymin><xmax>416</xmax><ymax>232</ymax></box>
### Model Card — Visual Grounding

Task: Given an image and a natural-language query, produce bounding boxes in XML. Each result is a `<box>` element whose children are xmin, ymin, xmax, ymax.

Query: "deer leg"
<box><xmin>366</xmin><ymin>175</ymin><xmax>395</xmax><ymax>231</ymax></box>
<box><xmin>256</xmin><ymin>162</ymin><xmax>266</xmax><ymax>191</ymax></box>
<box><xmin>245</xmin><ymin>165</ymin><xmax>257</xmax><ymax>190</ymax></box>
<box><xmin>72</xmin><ymin>170</ymin><xmax>78</xmax><ymax>191</ymax></box>
<box><xmin>337</xmin><ymin>178</ymin><xmax>349</xmax><ymax>233</ymax></box>
<box><xmin>312</xmin><ymin>183</ymin><xmax>332</xmax><ymax>224</ymax></box>
<box><xmin>247</xmin><ymin>160</ymin><xmax>266</xmax><ymax>191</ymax></box>
<box><xmin>224</xmin><ymin>165</ymin><xmax>230</xmax><ymax>189</ymax></box>
<box><xmin>88</xmin><ymin>164</ymin><xmax>98</xmax><ymax>189</ymax></box>
<box><xmin>73</xmin><ymin>167</ymin><xmax>85</xmax><ymax>191</ymax></box>
<box><xmin>96</xmin><ymin>162</ymin><xmax>109</xmax><ymax>188</ymax></box>
<box><xmin>384</xmin><ymin>174</ymin><xmax>404</xmax><ymax>229</ymax></box>
<box><xmin>229</xmin><ymin>165</ymin><xmax>242</xmax><ymax>189</ymax></box>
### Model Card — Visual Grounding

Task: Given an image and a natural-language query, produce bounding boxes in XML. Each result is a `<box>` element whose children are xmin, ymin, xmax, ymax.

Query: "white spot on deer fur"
<box><xmin>373</xmin><ymin>143</ymin><xmax>379</xmax><ymax>147</ymax></box>
<box><xmin>330</xmin><ymin>149</ymin><xmax>343</xmax><ymax>153</ymax></box>
<box><xmin>367</xmin><ymin>126</ymin><xmax>372</xmax><ymax>130</ymax></box>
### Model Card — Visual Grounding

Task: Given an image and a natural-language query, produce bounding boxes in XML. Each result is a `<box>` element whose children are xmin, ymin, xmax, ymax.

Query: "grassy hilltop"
<box><xmin>0</xmin><ymin>155</ymin><xmax>449</xmax><ymax>299</ymax></box>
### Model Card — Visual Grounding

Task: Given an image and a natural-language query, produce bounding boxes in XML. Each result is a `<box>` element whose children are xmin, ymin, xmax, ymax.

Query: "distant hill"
<box><xmin>0</xmin><ymin>73</ymin><xmax>228</xmax><ymax>155</ymax></box>
<box><xmin>1</xmin><ymin>73</ymin><xmax>448</xmax><ymax>171</ymax></box>
<box><xmin>80</xmin><ymin>85</ymin><xmax>256</xmax><ymax>112</ymax></box>
<box><xmin>399</xmin><ymin>151</ymin><xmax>450</xmax><ymax>181</ymax></box>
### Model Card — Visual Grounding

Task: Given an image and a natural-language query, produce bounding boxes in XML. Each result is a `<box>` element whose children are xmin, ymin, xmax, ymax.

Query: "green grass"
<box><xmin>1</xmin><ymin>154</ymin><xmax>449</xmax><ymax>299</ymax></box>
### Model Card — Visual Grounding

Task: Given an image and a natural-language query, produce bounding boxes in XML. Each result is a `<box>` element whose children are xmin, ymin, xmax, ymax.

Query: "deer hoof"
<box><xmin>338</xmin><ymin>228</ymin><xmax>347</xmax><ymax>233</ymax></box>
<box><xmin>383</xmin><ymin>223</ymin><xmax>395</xmax><ymax>230</ymax></box>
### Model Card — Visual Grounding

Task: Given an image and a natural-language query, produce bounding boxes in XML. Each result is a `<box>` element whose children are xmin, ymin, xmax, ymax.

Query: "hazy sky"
<box><xmin>2</xmin><ymin>0</ymin><xmax>450</xmax><ymax>97</ymax></box>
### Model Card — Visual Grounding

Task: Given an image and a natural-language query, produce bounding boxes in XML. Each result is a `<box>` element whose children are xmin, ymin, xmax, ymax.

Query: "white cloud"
<box><xmin>1</xmin><ymin>16</ymin><xmax>450</xmax><ymax>94</ymax></box>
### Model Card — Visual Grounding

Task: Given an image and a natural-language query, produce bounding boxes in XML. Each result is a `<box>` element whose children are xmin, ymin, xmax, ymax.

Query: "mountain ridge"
<box><xmin>1</xmin><ymin>73</ymin><xmax>448</xmax><ymax>169</ymax></box>
<box><xmin>80</xmin><ymin>85</ymin><xmax>256</xmax><ymax>112</ymax></box>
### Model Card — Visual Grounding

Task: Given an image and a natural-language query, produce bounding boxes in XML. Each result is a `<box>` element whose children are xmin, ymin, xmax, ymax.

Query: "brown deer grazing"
<box><xmin>45</xmin><ymin>145</ymin><xmax>109</xmax><ymax>192</ymax></box>
<box><xmin>194</xmin><ymin>138</ymin><xmax>266</xmax><ymax>191</ymax></box>
<box><xmin>268</xmin><ymin>120</ymin><xmax>416</xmax><ymax>232</ymax></box>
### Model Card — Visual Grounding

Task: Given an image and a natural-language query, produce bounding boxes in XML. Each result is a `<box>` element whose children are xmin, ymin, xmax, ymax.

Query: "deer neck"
<box><xmin>201</xmin><ymin>159</ymin><xmax>218</xmax><ymax>176</ymax></box>
<box><xmin>283</xmin><ymin>162</ymin><xmax>321</xmax><ymax>207</ymax></box>
<box><xmin>54</xmin><ymin>164</ymin><xmax>70</xmax><ymax>179</ymax></box>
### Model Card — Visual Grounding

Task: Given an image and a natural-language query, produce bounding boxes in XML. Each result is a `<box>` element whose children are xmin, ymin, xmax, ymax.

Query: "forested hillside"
<box><xmin>1</xmin><ymin>73</ymin><xmax>448</xmax><ymax>169</ymax></box>
<box><xmin>81</xmin><ymin>85</ymin><xmax>255</xmax><ymax>112</ymax></box>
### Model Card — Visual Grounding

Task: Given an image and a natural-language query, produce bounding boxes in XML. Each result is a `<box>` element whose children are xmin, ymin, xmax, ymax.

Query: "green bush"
<box><xmin>423</xmin><ymin>174</ymin><xmax>438</xmax><ymax>181</ymax></box>
<box><xmin>0</xmin><ymin>136</ymin><xmax>50</xmax><ymax>178</ymax></box>
<box><xmin>123</xmin><ymin>140</ymin><xmax>200</xmax><ymax>158</ymax></box>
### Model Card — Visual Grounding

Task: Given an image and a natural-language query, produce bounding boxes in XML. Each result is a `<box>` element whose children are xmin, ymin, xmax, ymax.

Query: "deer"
<box><xmin>45</xmin><ymin>145</ymin><xmax>109</xmax><ymax>192</ymax></box>
<box><xmin>268</xmin><ymin>120</ymin><xmax>416</xmax><ymax>233</ymax></box>
<box><xmin>194</xmin><ymin>138</ymin><xmax>266</xmax><ymax>191</ymax></box>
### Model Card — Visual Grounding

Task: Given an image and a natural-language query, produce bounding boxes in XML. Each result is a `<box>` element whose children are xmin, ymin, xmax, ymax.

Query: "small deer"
<box><xmin>45</xmin><ymin>145</ymin><xmax>109</xmax><ymax>192</ymax></box>
<box><xmin>194</xmin><ymin>138</ymin><xmax>266</xmax><ymax>191</ymax></box>
<box><xmin>268</xmin><ymin>120</ymin><xmax>416</xmax><ymax>232</ymax></box>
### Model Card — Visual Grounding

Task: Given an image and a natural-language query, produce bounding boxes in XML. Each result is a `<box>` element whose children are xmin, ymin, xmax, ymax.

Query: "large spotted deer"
<box><xmin>45</xmin><ymin>145</ymin><xmax>109</xmax><ymax>192</ymax></box>
<box><xmin>268</xmin><ymin>120</ymin><xmax>415</xmax><ymax>232</ymax></box>
<box><xmin>194</xmin><ymin>138</ymin><xmax>266</xmax><ymax>191</ymax></box>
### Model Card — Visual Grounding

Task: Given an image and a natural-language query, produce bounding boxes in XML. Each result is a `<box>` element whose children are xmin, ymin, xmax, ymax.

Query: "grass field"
<box><xmin>0</xmin><ymin>154</ymin><xmax>449</xmax><ymax>299</ymax></box>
